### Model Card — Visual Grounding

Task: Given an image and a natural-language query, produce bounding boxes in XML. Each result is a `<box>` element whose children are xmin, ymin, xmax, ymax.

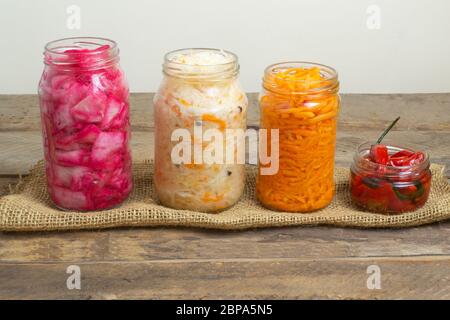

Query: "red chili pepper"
<box><xmin>369</xmin><ymin>117</ymin><xmax>400</xmax><ymax>165</ymax></box>
<box><xmin>351</xmin><ymin>182</ymin><xmax>366</xmax><ymax>198</ymax></box>
<box><xmin>370</xmin><ymin>145</ymin><xmax>389</xmax><ymax>165</ymax></box>
<box><xmin>391</xmin><ymin>150</ymin><xmax>415</xmax><ymax>158</ymax></box>
<box><xmin>389</xmin><ymin>154</ymin><xmax>414</xmax><ymax>167</ymax></box>
<box><xmin>390</xmin><ymin>150</ymin><xmax>414</xmax><ymax>165</ymax></box>
<box><xmin>389</xmin><ymin>150</ymin><xmax>424</xmax><ymax>167</ymax></box>
<box><xmin>410</xmin><ymin>151</ymin><xmax>425</xmax><ymax>165</ymax></box>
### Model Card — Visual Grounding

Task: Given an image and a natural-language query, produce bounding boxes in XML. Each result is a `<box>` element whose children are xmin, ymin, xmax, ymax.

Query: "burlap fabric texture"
<box><xmin>0</xmin><ymin>160</ymin><xmax>449</xmax><ymax>231</ymax></box>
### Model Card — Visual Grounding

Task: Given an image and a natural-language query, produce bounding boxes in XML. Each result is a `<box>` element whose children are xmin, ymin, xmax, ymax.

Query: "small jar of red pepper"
<box><xmin>350</xmin><ymin>142</ymin><xmax>432</xmax><ymax>214</ymax></box>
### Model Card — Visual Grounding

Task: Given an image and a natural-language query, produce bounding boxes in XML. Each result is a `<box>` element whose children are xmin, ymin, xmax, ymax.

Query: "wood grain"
<box><xmin>1</xmin><ymin>93</ymin><xmax>450</xmax><ymax>131</ymax></box>
<box><xmin>0</xmin><ymin>224</ymin><xmax>449</xmax><ymax>263</ymax></box>
<box><xmin>1</xmin><ymin>257</ymin><xmax>449</xmax><ymax>299</ymax></box>
<box><xmin>0</xmin><ymin>93</ymin><xmax>449</xmax><ymax>300</ymax></box>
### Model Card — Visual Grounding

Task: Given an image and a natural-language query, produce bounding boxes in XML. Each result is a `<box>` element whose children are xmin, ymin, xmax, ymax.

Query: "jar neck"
<box><xmin>162</xmin><ymin>48</ymin><xmax>239</xmax><ymax>82</ymax></box>
<box><xmin>262</xmin><ymin>61</ymin><xmax>339</xmax><ymax>97</ymax></box>
<box><xmin>44</xmin><ymin>37</ymin><xmax>119</xmax><ymax>71</ymax></box>
<box><xmin>352</xmin><ymin>142</ymin><xmax>430</xmax><ymax>179</ymax></box>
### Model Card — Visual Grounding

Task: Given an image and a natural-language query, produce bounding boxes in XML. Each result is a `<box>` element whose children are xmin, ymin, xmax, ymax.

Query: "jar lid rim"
<box><xmin>262</xmin><ymin>61</ymin><xmax>339</xmax><ymax>95</ymax></box>
<box><xmin>162</xmin><ymin>48</ymin><xmax>240</xmax><ymax>80</ymax></box>
<box><xmin>164</xmin><ymin>48</ymin><xmax>238</xmax><ymax>67</ymax></box>
<box><xmin>44</xmin><ymin>37</ymin><xmax>117</xmax><ymax>55</ymax></box>
<box><xmin>354</xmin><ymin>141</ymin><xmax>430</xmax><ymax>172</ymax></box>
<box><xmin>43</xmin><ymin>37</ymin><xmax>119</xmax><ymax>70</ymax></box>
<box><xmin>264</xmin><ymin>61</ymin><xmax>338</xmax><ymax>82</ymax></box>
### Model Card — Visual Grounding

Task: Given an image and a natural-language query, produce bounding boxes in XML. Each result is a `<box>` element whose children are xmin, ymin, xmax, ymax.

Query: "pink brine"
<box><xmin>38</xmin><ymin>37</ymin><xmax>132</xmax><ymax>210</ymax></box>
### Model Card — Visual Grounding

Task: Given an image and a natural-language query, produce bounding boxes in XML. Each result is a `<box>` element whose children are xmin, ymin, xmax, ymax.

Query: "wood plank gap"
<box><xmin>1</xmin><ymin>254</ymin><xmax>450</xmax><ymax>266</ymax></box>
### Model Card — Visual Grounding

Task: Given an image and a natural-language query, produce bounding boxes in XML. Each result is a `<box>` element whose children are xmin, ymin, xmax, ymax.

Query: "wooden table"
<box><xmin>0</xmin><ymin>93</ymin><xmax>449</xmax><ymax>299</ymax></box>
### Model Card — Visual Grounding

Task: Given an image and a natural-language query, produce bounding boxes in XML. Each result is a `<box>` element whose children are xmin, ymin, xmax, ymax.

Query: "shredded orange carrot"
<box><xmin>202</xmin><ymin>114</ymin><xmax>227</xmax><ymax>131</ymax></box>
<box><xmin>201</xmin><ymin>192</ymin><xmax>224</xmax><ymax>203</ymax></box>
<box><xmin>171</xmin><ymin>104</ymin><xmax>182</xmax><ymax>117</ymax></box>
<box><xmin>256</xmin><ymin>65</ymin><xmax>339</xmax><ymax>212</ymax></box>
<box><xmin>184</xmin><ymin>163</ymin><xmax>205</xmax><ymax>169</ymax></box>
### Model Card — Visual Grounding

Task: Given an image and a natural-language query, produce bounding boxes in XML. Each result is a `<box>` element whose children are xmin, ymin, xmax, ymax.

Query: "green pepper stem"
<box><xmin>376</xmin><ymin>117</ymin><xmax>401</xmax><ymax>144</ymax></box>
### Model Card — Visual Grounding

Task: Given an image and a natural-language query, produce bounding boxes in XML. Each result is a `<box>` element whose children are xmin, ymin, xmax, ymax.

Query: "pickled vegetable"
<box><xmin>38</xmin><ymin>40</ymin><xmax>132</xmax><ymax>211</ymax></box>
<box><xmin>257</xmin><ymin>64</ymin><xmax>339</xmax><ymax>212</ymax></box>
<box><xmin>350</xmin><ymin>120</ymin><xmax>431</xmax><ymax>214</ymax></box>
<box><xmin>154</xmin><ymin>49</ymin><xmax>247</xmax><ymax>212</ymax></box>
<box><xmin>350</xmin><ymin>147</ymin><xmax>431</xmax><ymax>214</ymax></box>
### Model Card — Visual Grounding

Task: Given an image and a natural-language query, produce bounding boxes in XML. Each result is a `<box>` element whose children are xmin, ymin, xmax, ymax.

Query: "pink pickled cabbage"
<box><xmin>38</xmin><ymin>45</ymin><xmax>132</xmax><ymax>211</ymax></box>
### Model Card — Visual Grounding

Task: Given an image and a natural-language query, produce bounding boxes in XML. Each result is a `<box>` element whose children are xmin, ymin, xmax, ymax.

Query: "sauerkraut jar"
<box><xmin>154</xmin><ymin>48</ymin><xmax>247</xmax><ymax>212</ymax></box>
<box><xmin>257</xmin><ymin>62</ymin><xmax>340</xmax><ymax>212</ymax></box>
<box><xmin>38</xmin><ymin>37</ymin><xmax>132</xmax><ymax>211</ymax></box>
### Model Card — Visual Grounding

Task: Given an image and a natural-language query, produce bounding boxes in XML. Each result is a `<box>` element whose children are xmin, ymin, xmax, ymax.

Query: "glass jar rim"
<box><xmin>353</xmin><ymin>141</ymin><xmax>430</xmax><ymax>175</ymax></box>
<box><xmin>263</xmin><ymin>61</ymin><xmax>339</xmax><ymax>95</ymax></box>
<box><xmin>163</xmin><ymin>48</ymin><xmax>239</xmax><ymax>80</ymax></box>
<box><xmin>43</xmin><ymin>37</ymin><xmax>119</xmax><ymax>70</ymax></box>
<box><xmin>45</xmin><ymin>37</ymin><xmax>117</xmax><ymax>54</ymax></box>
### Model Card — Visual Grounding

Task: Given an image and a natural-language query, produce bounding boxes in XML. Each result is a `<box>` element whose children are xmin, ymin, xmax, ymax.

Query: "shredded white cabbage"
<box><xmin>170</xmin><ymin>49</ymin><xmax>234</xmax><ymax>66</ymax></box>
<box><xmin>154</xmin><ymin>49</ymin><xmax>248</xmax><ymax>212</ymax></box>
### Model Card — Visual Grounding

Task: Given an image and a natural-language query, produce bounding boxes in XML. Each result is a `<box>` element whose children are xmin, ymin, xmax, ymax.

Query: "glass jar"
<box><xmin>153</xmin><ymin>48</ymin><xmax>248</xmax><ymax>212</ymax></box>
<box><xmin>38</xmin><ymin>37</ymin><xmax>132</xmax><ymax>211</ymax></box>
<box><xmin>350</xmin><ymin>142</ymin><xmax>432</xmax><ymax>214</ymax></box>
<box><xmin>256</xmin><ymin>62</ymin><xmax>340</xmax><ymax>212</ymax></box>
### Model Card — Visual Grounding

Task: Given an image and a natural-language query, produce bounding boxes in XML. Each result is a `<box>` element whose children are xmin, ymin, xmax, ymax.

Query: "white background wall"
<box><xmin>1</xmin><ymin>0</ymin><xmax>450</xmax><ymax>94</ymax></box>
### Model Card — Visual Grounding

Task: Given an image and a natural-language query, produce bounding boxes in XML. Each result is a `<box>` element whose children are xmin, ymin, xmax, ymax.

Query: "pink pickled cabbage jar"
<box><xmin>38</xmin><ymin>37</ymin><xmax>132</xmax><ymax>211</ymax></box>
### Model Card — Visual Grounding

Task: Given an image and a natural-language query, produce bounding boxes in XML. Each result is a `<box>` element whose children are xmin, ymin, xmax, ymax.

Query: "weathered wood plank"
<box><xmin>0</xmin><ymin>223</ymin><xmax>449</xmax><ymax>263</ymax></box>
<box><xmin>0</xmin><ymin>177</ymin><xmax>19</xmax><ymax>196</ymax></box>
<box><xmin>339</xmin><ymin>94</ymin><xmax>450</xmax><ymax>131</ymax></box>
<box><xmin>0</xmin><ymin>257</ymin><xmax>449</xmax><ymax>299</ymax></box>
<box><xmin>0</xmin><ymin>129</ymin><xmax>448</xmax><ymax>176</ymax></box>
<box><xmin>1</xmin><ymin>93</ymin><xmax>450</xmax><ymax>131</ymax></box>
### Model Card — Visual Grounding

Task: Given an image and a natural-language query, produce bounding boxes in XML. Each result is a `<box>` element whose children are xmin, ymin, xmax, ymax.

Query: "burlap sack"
<box><xmin>0</xmin><ymin>160</ymin><xmax>449</xmax><ymax>231</ymax></box>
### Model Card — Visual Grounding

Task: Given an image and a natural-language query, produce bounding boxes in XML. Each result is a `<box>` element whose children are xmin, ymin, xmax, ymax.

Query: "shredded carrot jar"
<box><xmin>256</xmin><ymin>62</ymin><xmax>340</xmax><ymax>212</ymax></box>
